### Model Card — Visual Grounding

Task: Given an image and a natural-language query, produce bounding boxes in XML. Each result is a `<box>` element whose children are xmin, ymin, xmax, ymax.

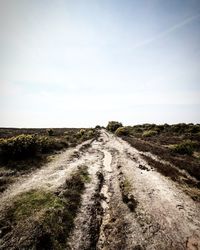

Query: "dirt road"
<box><xmin>1</xmin><ymin>130</ymin><xmax>200</xmax><ymax>249</ymax></box>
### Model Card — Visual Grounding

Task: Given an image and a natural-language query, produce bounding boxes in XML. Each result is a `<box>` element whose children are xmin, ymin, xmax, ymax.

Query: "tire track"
<box><xmin>0</xmin><ymin>140</ymin><xmax>95</xmax><ymax>213</ymax></box>
<box><xmin>1</xmin><ymin>130</ymin><xmax>200</xmax><ymax>249</ymax></box>
<box><xmin>67</xmin><ymin>130</ymin><xmax>200</xmax><ymax>249</ymax></box>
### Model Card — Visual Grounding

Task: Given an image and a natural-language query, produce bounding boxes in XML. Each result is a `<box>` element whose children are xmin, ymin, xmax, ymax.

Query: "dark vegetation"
<box><xmin>88</xmin><ymin>171</ymin><xmax>104</xmax><ymax>249</ymax></box>
<box><xmin>107</xmin><ymin>122</ymin><xmax>200</xmax><ymax>200</ymax></box>
<box><xmin>0</xmin><ymin>127</ymin><xmax>98</xmax><ymax>163</ymax></box>
<box><xmin>0</xmin><ymin>166</ymin><xmax>90</xmax><ymax>249</ymax></box>
<box><xmin>0</xmin><ymin>127</ymin><xmax>99</xmax><ymax>193</ymax></box>
<box><xmin>169</xmin><ymin>140</ymin><xmax>197</xmax><ymax>156</ymax></box>
<box><xmin>142</xmin><ymin>154</ymin><xmax>200</xmax><ymax>201</ymax></box>
<box><xmin>115</xmin><ymin>126</ymin><xmax>129</xmax><ymax>136</ymax></box>
<box><xmin>106</xmin><ymin>121</ymin><xmax>123</xmax><ymax>132</ymax></box>
<box><xmin>0</xmin><ymin>134</ymin><xmax>66</xmax><ymax>161</ymax></box>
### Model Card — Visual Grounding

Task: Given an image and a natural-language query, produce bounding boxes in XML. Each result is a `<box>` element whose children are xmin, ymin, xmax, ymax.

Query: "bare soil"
<box><xmin>0</xmin><ymin>130</ymin><xmax>200</xmax><ymax>249</ymax></box>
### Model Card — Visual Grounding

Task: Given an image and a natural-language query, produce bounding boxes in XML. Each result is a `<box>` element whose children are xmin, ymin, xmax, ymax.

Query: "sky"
<box><xmin>0</xmin><ymin>0</ymin><xmax>200</xmax><ymax>127</ymax></box>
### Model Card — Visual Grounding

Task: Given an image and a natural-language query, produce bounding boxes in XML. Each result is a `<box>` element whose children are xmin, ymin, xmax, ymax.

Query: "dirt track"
<box><xmin>1</xmin><ymin>130</ymin><xmax>200</xmax><ymax>249</ymax></box>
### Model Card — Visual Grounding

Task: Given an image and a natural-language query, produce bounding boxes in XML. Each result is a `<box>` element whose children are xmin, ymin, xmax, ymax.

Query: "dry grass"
<box><xmin>0</xmin><ymin>127</ymin><xmax>99</xmax><ymax>194</ymax></box>
<box><xmin>0</xmin><ymin>166</ymin><xmax>90</xmax><ymax>249</ymax></box>
<box><xmin>115</xmin><ymin>123</ymin><xmax>200</xmax><ymax>200</ymax></box>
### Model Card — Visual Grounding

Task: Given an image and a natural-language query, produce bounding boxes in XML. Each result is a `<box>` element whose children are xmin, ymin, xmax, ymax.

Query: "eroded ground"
<box><xmin>0</xmin><ymin>130</ymin><xmax>200</xmax><ymax>249</ymax></box>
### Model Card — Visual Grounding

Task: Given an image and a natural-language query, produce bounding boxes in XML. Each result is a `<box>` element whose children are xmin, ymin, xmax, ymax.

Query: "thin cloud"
<box><xmin>132</xmin><ymin>13</ymin><xmax>200</xmax><ymax>49</ymax></box>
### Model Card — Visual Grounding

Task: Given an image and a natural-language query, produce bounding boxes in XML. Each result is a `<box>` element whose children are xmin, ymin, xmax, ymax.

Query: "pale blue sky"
<box><xmin>0</xmin><ymin>0</ymin><xmax>200</xmax><ymax>127</ymax></box>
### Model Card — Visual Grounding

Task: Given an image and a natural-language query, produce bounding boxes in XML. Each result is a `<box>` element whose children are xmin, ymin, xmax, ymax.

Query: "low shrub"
<box><xmin>64</xmin><ymin>131</ymin><xmax>69</xmax><ymax>136</ymax></box>
<box><xmin>76</xmin><ymin>129</ymin><xmax>96</xmax><ymax>141</ymax></box>
<box><xmin>76</xmin><ymin>129</ymin><xmax>86</xmax><ymax>139</ymax></box>
<box><xmin>188</xmin><ymin>125</ymin><xmax>200</xmax><ymax>134</ymax></box>
<box><xmin>83</xmin><ymin>129</ymin><xmax>95</xmax><ymax>140</ymax></box>
<box><xmin>170</xmin><ymin>140</ymin><xmax>195</xmax><ymax>156</ymax></box>
<box><xmin>156</xmin><ymin>125</ymin><xmax>165</xmax><ymax>132</ymax></box>
<box><xmin>106</xmin><ymin>121</ymin><xmax>123</xmax><ymax>132</ymax></box>
<box><xmin>46</xmin><ymin>128</ymin><xmax>54</xmax><ymax>136</ymax></box>
<box><xmin>142</xmin><ymin>130</ymin><xmax>158</xmax><ymax>137</ymax></box>
<box><xmin>115</xmin><ymin>127</ymin><xmax>129</xmax><ymax>136</ymax></box>
<box><xmin>37</xmin><ymin>136</ymin><xmax>52</xmax><ymax>153</ymax></box>
<box><xmin>0</xmin><ymin>134</ymin><xmax>38</xmax><ymax>160</ymax></box>
<box><xmin>0</xmin><ymin>134</ymin><xmax>68</xmax><ymax>161</ymax></box>
<box><xmin>0</xmin><ymin>167</ymin><xmax>89</xmax><ymax>249</ymax></box>
<box><xmin>11</xmin><ymin>190</ymin><xmax>64</xmax><ymax>221</ymax></box>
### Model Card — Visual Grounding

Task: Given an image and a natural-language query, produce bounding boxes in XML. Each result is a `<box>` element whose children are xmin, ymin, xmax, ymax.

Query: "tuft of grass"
<box><xmin>0</xmin><ymin>166</ymin><xmax>90</xmax><ymax>249</ymax></box>
<box><xmin>142</xmin><ymin>130</ymin><xmax>158</xmax><ymax>137</ymax></box>
<box><xmin>115</xmin><ymin>127</ymin><xmax>129</xmax><ymax>136</ymax></box>
<box><xmin>123</xmin><ymin>178</ymin><xmax>132</xmax><ymax>194</ymax></box>
<box><xmin>119</xmin><ymin>176</ymin><xmax>138</xmax><ymax>212</ymax></box>
<box><xmin>169</xmin><ymin>140</ymin><xmax>196</xmax><ymax>156</ymax></box>
<box><xmin>10</xmin><ymin>190</ymin><xmax>64</xmax><ymax>221</ymax></box>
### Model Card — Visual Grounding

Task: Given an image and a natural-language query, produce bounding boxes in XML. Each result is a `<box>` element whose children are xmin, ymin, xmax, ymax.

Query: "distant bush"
<box><xmin>0</xmin><ymin>134</ymin><xmax>38</xmax><ymax>160</ymax></box>
<box><xmin>127</xmin><ymin>123</ymin><xmax>200</xmax><ymax>135</ymax></box>
<box><xmin>86</xmin><ymin>129</ymin><xmax>95</xmax><ymax>138</ymax></box>
<box><xmin>142</xmin><ymin>130</ymin><xmax>158</xmax><ymax>137</ymax></box>
<box><xmin>115</xmin><ymin>127</ymin><xmax>129</xmax><ymax>136</ymax></box>
<box><xmin>76</xmin><ymin>129</ymin><xmax>86</xmax><ymax>139</ymax></box>
<box><xmin>75</xmin><ymin>128</ymin><xmax>97</xmax><ymax>141</ymax></box>
<box><xmin>132</xmin><ymin>126</ymin><xmax>143</xmax><ymax>133</ymax></box>
<box><xmin>106</xmin><ymin>121</ymin><xmax>123</xmax><ymax>132</ymax></box>
<box><xmin>47</xmin><ymin>128</ymin><xmax>54</xmax><ymax>136</ymax></box>
<box><xmin>0</xmin><ymin>134</ymin><xmax>68</xmax><ymax>161</ymax></box>
<box><xmin>170</xmin><ymin>140</ymin><xmax>196</xmax><ymax>156</ymax></box>
<box><xmin>37</xmin><ymin>136</ymin><xmax>54</xmax><ymax>153</ymax></box>
<box><xmin>154</xmin><ymin>125</ymin><xmax>164</xmax><ymax>133</ymax></box>
<box><xmin>188</xmin><ymin>125</ymin><xmax>200</xmax><ymax>134</ymax></box>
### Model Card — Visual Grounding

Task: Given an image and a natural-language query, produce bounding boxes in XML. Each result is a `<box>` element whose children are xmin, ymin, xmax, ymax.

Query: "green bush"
<box><xmin>95</xmin><ymin>125</ymin><xmax>101</xmax><ymax>129</ymax></box>
<box><xmin>37</xmin><ymin>136</ymin><xmax>68</xmax><ymax>152</ymax></box>
<box><xmin>0</xmin><ymin>134</ymin><xmax>67</xmax><ymax>161</ymax></box>
<box><xmin>64</xmin><ymin>131</ymin><xmax>69</xmax><ymax>136</ymax></box>
<box><xmin>106</xmin><ymin>121</ymin><xmax>123</xmax><ymax>132</ymax></box>
<box><xmin>47</xmin><ymin>128</ymin><xmax>54</xmax><ymax>136</ymax></box>
<box><xmin>154</xmin><ymin>125</ymin><xmax>164</xmax><ymax>133</ymax></box>
<box><xmin>142</xmin><ymin>130</ymin><xmax>158</xmax><ymax>137</ymax></box>
<box><xmin>37</xmin><ymin>136</ymin><xmax>53</xmax><ymax>153</ymax></box>
<box><xmin>76</xmin><ymin>129</ymin><xmax>96</xmax><ymax>141</ymax></box>
<box><xmin>170</xmin><ymin>123</ymin><xmax>189</xmax><ymax>134</ymax></box>
<box><xmin>188</xmin><ymin>125</ymin><xmax>200</xmax><ymax>134</ymax></box>
<box><xmin>0</xmin><ymin>134</ymin><xmax>38</xmax><ymax>160</ymax></box>
<box><xmin>76</xmin><ymin>129</ymin><xmax>86</xmax><ymax>138</ymax></box>
<box><xmin>115</xmin><ymin>127</ymin><xmax>129</xmax><ymax>136</ymax></box>
<box><xmin>170</xmin><ymin>140</ymin><xmax>195</xmax><ymax>156</ymax></box>
<box><xmin>84</xmin><ymin>129</ymin><xmax>95</xmax><ymax>138</ymax></box>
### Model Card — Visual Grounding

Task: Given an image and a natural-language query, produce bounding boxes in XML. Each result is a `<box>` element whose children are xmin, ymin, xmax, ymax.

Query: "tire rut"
<box><xmin>1</xmin><ymin>130</ymin><xmax>200</xmax><ymax>249</ymax></box>
<box><xmin>65</xmin><ymin>130</ymin><xmax>200</xmax><ymax>249</ymax></box>
<box><xmin>108</xmin><ymin>133</ymin><xmax>200</xmax><ymax>249</ymax></box>
<box><xmin>0</xmin><ymin>140</ymin><xmax>95</xmax><ymax>213</ymax></box>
